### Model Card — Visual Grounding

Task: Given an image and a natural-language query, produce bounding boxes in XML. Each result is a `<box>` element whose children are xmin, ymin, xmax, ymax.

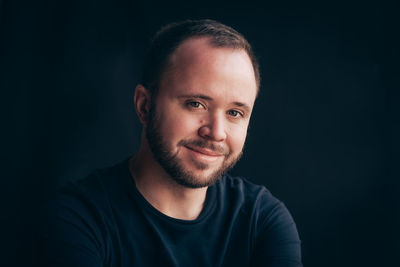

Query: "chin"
<box><xmin>169</xmin><ymin>163</ymin><xmax>227</xmax><ymax>189</ymax></box>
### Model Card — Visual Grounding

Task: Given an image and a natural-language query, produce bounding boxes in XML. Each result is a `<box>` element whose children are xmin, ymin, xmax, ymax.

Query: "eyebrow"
<box><xmin>177</xmin><ymin>94</ymin><xmax>213</xmax><ymax>100</ymax></box>
<box><xmin>177</xmin><ymin>94</ymin><xmax>252</xmax><ymax>113</ymax></box>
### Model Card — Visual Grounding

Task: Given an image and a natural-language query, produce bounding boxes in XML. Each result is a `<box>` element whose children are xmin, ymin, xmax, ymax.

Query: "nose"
<box><xmin>198</xmin><ymin>112</ymin><xmax>227</xmax><ymax>142</ymax></box>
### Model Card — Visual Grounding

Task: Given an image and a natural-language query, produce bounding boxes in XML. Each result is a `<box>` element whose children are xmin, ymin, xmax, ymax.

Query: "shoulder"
<box><xmin>218</xmin><ymin>174</ymin><xmax>280</xmax><ymax>209</ymax></box>
<box><xmin>47</xmin><ymin>160</ymin><xmax>130</xmax><ymax>236</ymax></box>
<box><xmin>40</xmin><ymin>160</ymin><xmax>129</xmax><ymax>267</ymax></box>
<box><xmin>219</xmin><ymin>174</ymin><xmax>298</xmax><ymax>236</ymax></box>
<box><xmin>219</xmin><ymin>175</ymin><xmax>302</xmax><ymax>266</ymax></box>
<box><xmin>57</xmin><ymin>160</ymin><xmax>128</xmax><ymax>206</ymax></box>
<box><xmin>41</xmin><ymin>161</ymin><xmax>130</xmax><ymax>264</ymax></box>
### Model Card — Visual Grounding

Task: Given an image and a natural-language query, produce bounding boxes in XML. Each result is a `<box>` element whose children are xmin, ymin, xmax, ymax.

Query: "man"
<box><xmin>43</xmin><ymin>19</ymin><xmax>302</xmax><ymax>266</ymax></box>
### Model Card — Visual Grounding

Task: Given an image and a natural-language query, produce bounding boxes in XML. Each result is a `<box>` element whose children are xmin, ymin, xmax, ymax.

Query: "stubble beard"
<box><xmin>145</xmin><ymin>105</ymin><xmax>243</xmax><ymax>189</ymax></box>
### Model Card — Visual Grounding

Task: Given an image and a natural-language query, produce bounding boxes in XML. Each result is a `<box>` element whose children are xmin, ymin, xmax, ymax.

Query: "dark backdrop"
<box><xmin>1</xmin><ymin>0</ymin><xmax>399</xmax><ymax>266</ymax></box>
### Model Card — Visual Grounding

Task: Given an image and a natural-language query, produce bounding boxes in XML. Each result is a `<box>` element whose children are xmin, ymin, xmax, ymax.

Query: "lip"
<box><xmin>184</xmin><ymin>145</ymin><xmax>223</xmax><ymax>157</ymax></box>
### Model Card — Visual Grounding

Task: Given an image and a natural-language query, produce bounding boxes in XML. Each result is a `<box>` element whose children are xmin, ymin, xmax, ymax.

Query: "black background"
<box><xmin>1</xmin><ymin>0</ymin><xmax>399</xmax><ymax>266</ymax></box>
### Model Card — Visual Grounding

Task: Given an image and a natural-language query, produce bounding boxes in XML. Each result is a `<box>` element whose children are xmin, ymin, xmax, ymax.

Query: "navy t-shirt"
<box><xmin>42</xmin><ymin>160</ymin><xmax>302</xmax><ymax>267</ymax></box>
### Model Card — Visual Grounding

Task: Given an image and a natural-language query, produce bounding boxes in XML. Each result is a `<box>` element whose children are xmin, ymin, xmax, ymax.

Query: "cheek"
<box><xmin>159</xmin><ymin>112</ymin><xmax>201</xmax><ymax>142</ymax></box>
<box><xmin>227</xmin><ymin>125</ymin><xmax>248</xmax><ymax>152</ymax></box>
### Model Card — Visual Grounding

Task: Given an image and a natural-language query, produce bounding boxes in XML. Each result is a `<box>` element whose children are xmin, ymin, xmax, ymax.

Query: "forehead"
<box><xmin>159</xmin><ymin>37</ymin><xmax>257</xmax><ymax>104</ymax></box>
<box><xmin>168</xmin><ymin>37</ymin><xmax>253</xmax><ymax>77</ymax></box>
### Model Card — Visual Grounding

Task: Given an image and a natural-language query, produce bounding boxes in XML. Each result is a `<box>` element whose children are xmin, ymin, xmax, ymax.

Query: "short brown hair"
<box><xmin>141</xmin><ymin>19</ymin><xmax>260</xmax><ymax>95</ymax></box>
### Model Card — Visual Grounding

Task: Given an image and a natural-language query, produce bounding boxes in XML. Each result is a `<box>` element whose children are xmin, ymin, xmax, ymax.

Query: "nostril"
<box><xmin>198</xmin><ymin>125</ymin><xmax>210</xmax><ymax>138</ymax></box>
<box><xmin>198</xmin><ymin>125</ymin><xmax>226</xmax><ymax>142</ymax></box>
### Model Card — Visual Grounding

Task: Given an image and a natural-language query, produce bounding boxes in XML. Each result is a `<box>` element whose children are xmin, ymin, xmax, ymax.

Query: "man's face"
<box><xmin>145</xmin><ymin>37</ymin><xmax>257</xmax><ymax>188</ymax></box>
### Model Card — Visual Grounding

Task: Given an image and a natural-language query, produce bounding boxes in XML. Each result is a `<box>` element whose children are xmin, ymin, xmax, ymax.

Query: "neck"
<box><xmin>129</xmin><ymin>142</ymin><xmax>208</xmax><ymax>220</ymax></box>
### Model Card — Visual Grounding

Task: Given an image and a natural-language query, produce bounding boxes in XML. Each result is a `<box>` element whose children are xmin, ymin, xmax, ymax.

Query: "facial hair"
<box><xmin>145</xmin><ymin>104</ymin><xmax>243</xmax><ymax>189</ymax></box>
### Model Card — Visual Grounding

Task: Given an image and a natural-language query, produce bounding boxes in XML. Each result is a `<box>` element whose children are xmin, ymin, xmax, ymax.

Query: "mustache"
<box><xmin>177</xmin><ymin>139</ymin><xmax>229</xmax><ymax>156</ymax></box>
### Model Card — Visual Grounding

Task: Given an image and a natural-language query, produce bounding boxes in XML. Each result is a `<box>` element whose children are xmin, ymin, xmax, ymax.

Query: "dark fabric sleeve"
<box><xmin>251</xmin><ymin>201</ymin><xmax>303</xmax><ymax>267</ymax></box>
<box><xmin>40</xmin><ymin>186</ymin><xmax>107</xmax><ymax>267</ymax></box>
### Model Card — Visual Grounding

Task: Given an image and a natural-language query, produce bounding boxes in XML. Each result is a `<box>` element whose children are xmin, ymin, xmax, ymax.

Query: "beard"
<box><xmin>145</xmin><ymin>105</ymin><xmax>243</xmax><ymax>189</ymax></box>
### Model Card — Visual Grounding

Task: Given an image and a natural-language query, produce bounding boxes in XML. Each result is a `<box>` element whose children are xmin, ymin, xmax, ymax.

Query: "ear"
<box><xmin>134</xmin><ymin>84</ymin><xmax>151</xmax><ymax>124</ymax></box>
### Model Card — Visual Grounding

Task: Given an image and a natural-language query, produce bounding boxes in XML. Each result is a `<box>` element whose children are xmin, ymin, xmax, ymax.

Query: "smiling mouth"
<box><xmin>184</xmin><ymin>145</ymin><xmax>224</xmax><ymax>157</ymax></box>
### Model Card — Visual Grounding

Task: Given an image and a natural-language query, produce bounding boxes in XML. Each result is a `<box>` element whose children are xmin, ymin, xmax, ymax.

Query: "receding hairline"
<box><xmin>159</xmin><ymin>36</ymin><xmax>258</xmax><ymax>93</ymax></box>
<box><xmin>141</xmin><ymin>19</ymin><xmax>261</xmax><ymax>95</ymax></box>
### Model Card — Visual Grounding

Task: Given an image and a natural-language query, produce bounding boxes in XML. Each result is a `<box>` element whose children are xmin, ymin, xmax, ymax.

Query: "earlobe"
<box><xmin>134</xmin><ymin>84</ymin><xmax>151</xmax><ymax>124</ymax></box>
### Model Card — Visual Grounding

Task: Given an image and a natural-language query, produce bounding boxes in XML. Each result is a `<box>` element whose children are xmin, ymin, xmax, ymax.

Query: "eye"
<box><xmin>186</xmin><ymin>101</ymin><xmax>204</xmax><ymax>109</ymax></box>
<box><xmin>227</xmin><ymin>109</ymin><xmax>242</xmax><ymax>117</ymax></box>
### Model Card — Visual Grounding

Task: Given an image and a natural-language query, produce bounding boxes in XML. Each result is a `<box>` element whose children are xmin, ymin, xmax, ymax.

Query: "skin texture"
<box><xmin>131</xmin><ymin>37</ymin><xmax>257</xmax><ymax>220</ymax></box>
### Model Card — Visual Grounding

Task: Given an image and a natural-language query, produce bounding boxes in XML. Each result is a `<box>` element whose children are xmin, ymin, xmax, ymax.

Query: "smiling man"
<box><xmin>43</xmin><ymin>20</ymin><xmax>302</xmax><ymax>267</ymax></box>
